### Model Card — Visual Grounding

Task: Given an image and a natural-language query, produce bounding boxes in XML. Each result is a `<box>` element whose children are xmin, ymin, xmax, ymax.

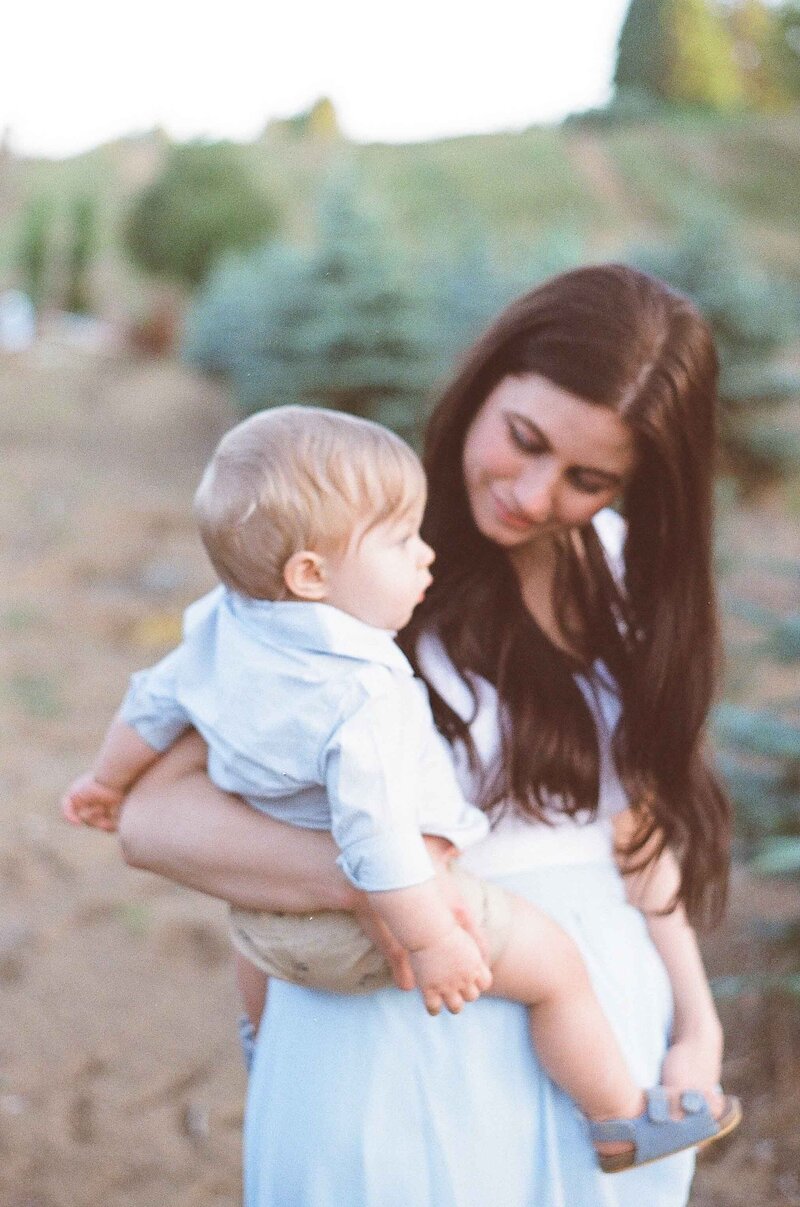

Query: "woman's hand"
<box><xmin>660</xmin><ymin>1030</ymin><xmax>723</xmax><ymax>1096</ymax></box>
<box><xmin>351</xmin><ymin>898</ymin><xmax>416</xmax><ymax>991</ymax></box>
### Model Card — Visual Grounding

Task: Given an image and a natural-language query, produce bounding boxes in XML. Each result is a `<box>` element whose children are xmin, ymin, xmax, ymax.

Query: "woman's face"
<box><xmin>462</xmin><ymin>374</ymin><xmax>636</xmax><ymax>548</ymax></box>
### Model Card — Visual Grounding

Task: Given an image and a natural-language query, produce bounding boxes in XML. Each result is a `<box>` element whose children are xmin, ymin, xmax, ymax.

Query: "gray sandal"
<box><xmin>588</xmin><ymin>1086</ymin><xmax>742</xmax><ymax>1173</ymax></box>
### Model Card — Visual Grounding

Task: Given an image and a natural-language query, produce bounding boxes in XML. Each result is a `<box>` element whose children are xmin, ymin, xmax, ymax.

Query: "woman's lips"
<box><xmin>489</xmin><ymin>489</ymin><xmax>536</xmax><ymax>531</ymax></box>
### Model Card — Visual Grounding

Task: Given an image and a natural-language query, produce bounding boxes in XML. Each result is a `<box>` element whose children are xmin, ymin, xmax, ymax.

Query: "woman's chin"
<box><xmin>479</xmin><ymin>515</ymin><xmax>556</xmax><ymax>548</ymax></box>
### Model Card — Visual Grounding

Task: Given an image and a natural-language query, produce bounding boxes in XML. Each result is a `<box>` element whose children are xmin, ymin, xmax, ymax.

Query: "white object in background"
<box><xmin>0</xmin><ymin>290</ymin><xmax>35</xmax><ymax>352</ymax></box>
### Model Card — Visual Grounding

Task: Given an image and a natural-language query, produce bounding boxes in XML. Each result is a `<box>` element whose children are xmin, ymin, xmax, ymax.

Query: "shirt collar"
<box><xmin>222</xmin><ymin>592</ymin><xmax>413</xmax><ymax>674</ymax></box>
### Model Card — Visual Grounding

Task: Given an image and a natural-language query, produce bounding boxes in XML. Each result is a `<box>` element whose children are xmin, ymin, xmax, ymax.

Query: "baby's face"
<box><xmin>323</xmin><ymin>501</ymin><xmax>435</xmax><ymax>632</ymax></box>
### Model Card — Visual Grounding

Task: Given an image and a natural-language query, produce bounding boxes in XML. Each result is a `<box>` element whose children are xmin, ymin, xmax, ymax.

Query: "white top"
<box><xmin>120</xmin><ymin>590</ymin><xmax>488</xmax><ymax>893</ymax></box>
<box><xmin>419</xmin><ymin>508</ymin><xmax>629</xmax><ymax>877</ymax></box>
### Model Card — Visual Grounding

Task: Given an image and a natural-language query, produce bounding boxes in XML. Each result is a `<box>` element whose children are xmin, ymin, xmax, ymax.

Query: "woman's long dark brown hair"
<box><xmin>402</xmin><ymin>264</ymin><xmax>731</xmax><ymax>926</ymax></box>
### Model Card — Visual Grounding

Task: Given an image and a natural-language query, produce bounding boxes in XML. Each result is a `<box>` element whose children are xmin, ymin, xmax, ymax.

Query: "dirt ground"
<box><xmin>1</xmin><ymin>337</ymin><xmax>798</xmax><ymax>1207</ymax></box>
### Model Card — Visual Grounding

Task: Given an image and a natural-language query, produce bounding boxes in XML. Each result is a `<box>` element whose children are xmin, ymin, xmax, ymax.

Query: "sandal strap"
<box><xmin>588</xmin><ymin>1087</ymin><xmax>718</xmax><ymax>1165</ymax></box>
<box><xmin>647</xmin><ymin>1086</ymin><xmax>671</xmax><ymax>1123</ymax></box>
<box><xmin>587</xmin><ymin>1117</ymin><xmax>637</xmax><ymax>1145</ymax></box>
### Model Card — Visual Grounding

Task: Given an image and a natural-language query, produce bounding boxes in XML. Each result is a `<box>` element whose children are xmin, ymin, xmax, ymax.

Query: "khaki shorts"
<box><xmin>229</xmin><ymin>864</ymin><xmax>513</xmax><ymax>994</ymax></box>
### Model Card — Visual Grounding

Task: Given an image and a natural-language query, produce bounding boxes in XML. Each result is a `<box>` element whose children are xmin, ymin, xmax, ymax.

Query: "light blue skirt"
<box><xmin>244</xmin><ymin>860</ymin><xmax>696</xmax><ymax>1207</ymax></box>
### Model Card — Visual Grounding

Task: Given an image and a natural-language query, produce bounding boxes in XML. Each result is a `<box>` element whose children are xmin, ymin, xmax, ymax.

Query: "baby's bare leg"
<box><xmin>489</xmin><ymin>897</ymin><xmax>643</xmax><ymax>1122</ymax></box>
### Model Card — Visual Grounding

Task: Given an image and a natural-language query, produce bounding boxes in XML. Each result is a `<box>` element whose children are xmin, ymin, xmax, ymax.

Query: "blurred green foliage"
<box><xmin>64</xmin><ymin>194</ymin><xmax>96</xmax><ymax>315</ymax></box>
<box><xmin>714</xmin><ymin>596</ymin><xmax>800</xmax><ymax>980</ymax></box>
<box><xmin>123</xmin><ymin>142</ymin><xmax>280</xmax><ymax>289</ymax></box>
<box><xmin>264</xmin><ymin>96</ymin><xmax>342</xmax><ymax>142</ymax></box>
<box><xmin>12</xmin><ymin>112</ymin><xmax>800</xmax><ymax>299</ymax></box>
<box><xmin>614</xmin><ymin>0</ymin><xmax>800</xmax><ymax>113</ymax></box>
<box><xmin>184</xmin><ymin>176</ymin><xmax>442</xmax><ymax>436</ymax></box>
<box><xmin>16</xmin><ymin>197</ymin><xmax>52</xmax><ymax>308</ymax></box>
<box><xmin>627</xmin><ymin>226</ymin><xmax>800</xmax><ymax>481</ymax></box>
<box><xmin>183</xmin><ymin>174</ymin><xmax>587</xmax><ymax>439</ymax></box>
<box><xmin>615</xmin><ymin>0</ymin><xmax>743</xmax><ymax>110</ymax></box>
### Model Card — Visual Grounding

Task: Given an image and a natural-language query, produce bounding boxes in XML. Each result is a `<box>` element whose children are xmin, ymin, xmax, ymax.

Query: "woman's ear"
<box><xmin>283</xmin><ymin>550</ymin><xmax>329</xmax><ymax>601</ymax></box>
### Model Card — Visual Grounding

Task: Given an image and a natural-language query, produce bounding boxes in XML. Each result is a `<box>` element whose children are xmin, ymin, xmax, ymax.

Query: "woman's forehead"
<box><xmin>483</xmin><ymin>374</ymin><xmax>635</xmax><ymax>473</ymax></box>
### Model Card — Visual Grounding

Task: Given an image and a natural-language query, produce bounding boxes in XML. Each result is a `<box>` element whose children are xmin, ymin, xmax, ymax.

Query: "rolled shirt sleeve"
<box><xmin>119</xmin><ymin>649</ymin><xmax>192</xmax><ymax>753</ymax></box>
<box><xmin>323</xmin><ymin>685</ymin><xmax>437</xmax><ymax>892</ymax></box>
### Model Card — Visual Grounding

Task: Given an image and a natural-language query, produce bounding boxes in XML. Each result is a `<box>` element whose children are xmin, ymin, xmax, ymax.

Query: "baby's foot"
<box><xmin>589</xmin><ymin>1087</ymin><xmax>741</xmax><ymax>1173</ymax></box>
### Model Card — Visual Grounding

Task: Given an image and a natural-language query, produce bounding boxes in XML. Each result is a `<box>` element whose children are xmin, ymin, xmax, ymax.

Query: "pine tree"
<box><xmin>727</xmin><ymin>0</ymin><xmax>786</xmax><ymax>110</ymax></box>
<box><xmin>614</xmin><ymin>0</ymin><xmax>743</xmax><ymax>109</ymax></box>
<box><xmin>64</xmin><ymin>194</ymin><xmax>95</xmax><ymax>314</ymax></box>
<box><xmin>714</xmin><ymin>590</ymin><xmax>800</xmax><ymax>979</ymax></box>
<box><xmin>17</xmin><ymin>197</ymin><xmax>51</xmax><ymax>309</ymax></box>
<box><xmin>770</xmin><ymin>1</ymin><xmax>800</xmax><ymax>101</ymax></box>
<box><xmin>671</xmin><ymin>0</ymin><xmax>745</xmax><ymax>107</ymax></box>
<box><xmin>629</xmin><ymin>227</ymin><xmax>800</xmax><ymax>482</ymax></box>
<box><xmin>614</xmin><ymin>0</ymin><xmax>671</xmax><ymax>99</ymax></box>
<box><xmin>184</xmin><ymin>176</ymin><xmax>445</xmax><ymax>439</ymax></box>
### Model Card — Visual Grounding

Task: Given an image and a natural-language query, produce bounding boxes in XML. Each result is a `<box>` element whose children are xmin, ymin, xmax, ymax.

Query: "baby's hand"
<box><xmin>60</xmin><ymin>773</ymin><xmax>125</xmax><ymax>832</ymax></box>
<box><xmin>409</xmin><ymin>925</ymin><xmax>492</xmax><ymax>1017</ymax></box>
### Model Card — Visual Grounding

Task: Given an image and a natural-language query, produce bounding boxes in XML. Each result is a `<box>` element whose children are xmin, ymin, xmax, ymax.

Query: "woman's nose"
<box><xmin>512</xmin><ymin>464</ymin><xmax>559</xmax><ymax>521</ymax></box>
<box><xmin>419</xmin><ymin>540</ymin><xmax>435</xmax><ymax>567</ymax></box>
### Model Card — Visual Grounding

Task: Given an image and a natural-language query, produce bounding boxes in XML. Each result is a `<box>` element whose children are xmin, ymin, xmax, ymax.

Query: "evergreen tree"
<box><xmin>17</xmin><ymin>197</ymin><xmax>51</xmax><ymax>309</ymax></box>
<box><xmin>263</xmin><ymin>96</ymin><xmax>342</xmax><ymax>141</ymax></box>
<box><xmin>123</xmin><ymin>142</ymin><xmax>279</xmax><ymax>290</ymax></box>
<box><xmin>64</xmin><ymin>194</ymin><xmax>95</xmax><ymax>314</ymax></box>
<box><xmin>629</xmin><ymin>227</ymin><xmax>800</xmax><ymax>482</ymax></box>
<box><xmin>714</xmin><ymin>590</ymin><xmax>800</xmax><ymax>978</ymax></box>
<box><xmin>614</xmin><ymin>0</ymin><xmax>671</xmax><ymax>99</ymax></box>
<box><xmin>671</xmin><ymin>0</ymin><xmax>744</xmax><ymax>107</ymax></box>
<box><xmin>614</xmin><ymin>0</ymin><xmax>743</xmax><ymax>109</ymax></box>
<box><xmin>770</xmin><ymin>1</ymin><xmax>800</xmax><ymax>101</ymax></box>
<box><xmin>307</xmin><ymin>97</ymin><xmax>342</xmax><ymax>141</ymax></box>
<box><xmin>727</xmin><ymin>0</ymin><xmax>785</xmax><ymax>110</ymax></box>
<box><xmin>184</xmin><ymin>176</ymin><xmax>445</xmax><ymax>439</ymax></box>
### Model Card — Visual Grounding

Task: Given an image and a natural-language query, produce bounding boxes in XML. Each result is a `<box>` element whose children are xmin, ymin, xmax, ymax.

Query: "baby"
<box><xmin>62</xmin><ymin>406</ymin><xmax>739</xmax><ymax>1172</ymax></box>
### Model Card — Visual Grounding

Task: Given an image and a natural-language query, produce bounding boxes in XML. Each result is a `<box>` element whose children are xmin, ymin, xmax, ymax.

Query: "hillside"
<box><xmin>4</xmin><ymin>112</ymin><xmax>800</xmax><ymax>312</ymax></box>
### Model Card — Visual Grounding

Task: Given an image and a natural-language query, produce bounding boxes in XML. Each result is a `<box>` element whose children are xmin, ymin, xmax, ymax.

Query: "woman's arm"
<box><xmin>118</xmin><ymin>730</ymin><xmax>358</xmax><ymax>913</ymax></box>
<box><xmin>614</xmin><ymin>810</ymin><xmax>724</xmax><ymax>1089</ymax></box>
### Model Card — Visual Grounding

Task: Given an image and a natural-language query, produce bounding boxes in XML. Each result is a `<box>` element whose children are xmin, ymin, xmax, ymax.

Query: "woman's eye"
<box><xmin>569</xmin><ymin>472</ymin><xmax>609</xmax><ymax>495</ymax></box>
<box><xmin>507</xmin><ymin>420</ymin><xmax>543</xmax><ymax>454</ymax></box>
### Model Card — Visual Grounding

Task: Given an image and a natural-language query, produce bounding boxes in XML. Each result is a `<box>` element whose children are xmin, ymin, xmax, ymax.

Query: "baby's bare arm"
<box><xmin>62</xmin><ymin>714</ymin><xmax>161</xmax><ymax>830</ymax></box>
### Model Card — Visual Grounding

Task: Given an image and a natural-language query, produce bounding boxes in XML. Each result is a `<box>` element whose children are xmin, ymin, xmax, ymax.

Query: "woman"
<box><xmin>119</xmin><ymin>264</ymin><xmax>732</xmax><ymax>1206</ymax></box>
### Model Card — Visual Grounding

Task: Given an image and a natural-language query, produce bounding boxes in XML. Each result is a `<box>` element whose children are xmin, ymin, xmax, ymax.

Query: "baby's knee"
<box><xmin>539</xmin><ymin>923</ymin><xmax>592</xmax><ymax>997</ymax></box>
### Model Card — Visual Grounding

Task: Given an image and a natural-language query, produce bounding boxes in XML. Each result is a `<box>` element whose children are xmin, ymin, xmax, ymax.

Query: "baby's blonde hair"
<box><xmin>194</xmin><ymin>406</ymin><xmax>426</xmax><ymax>599</ymax></box>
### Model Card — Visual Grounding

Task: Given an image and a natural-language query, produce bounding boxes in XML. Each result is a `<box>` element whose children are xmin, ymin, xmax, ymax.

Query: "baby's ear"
<box><xmin>283</xmin><ymin>550</ymin><xmax>329</xmax><ymax>601</ymax></box>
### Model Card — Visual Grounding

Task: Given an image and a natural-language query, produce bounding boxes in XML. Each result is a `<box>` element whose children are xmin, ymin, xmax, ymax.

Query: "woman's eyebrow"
<box><xmin>508</xmin><ymin>411</ymin><xmax>625</xmax><ymax>483</ymax></box>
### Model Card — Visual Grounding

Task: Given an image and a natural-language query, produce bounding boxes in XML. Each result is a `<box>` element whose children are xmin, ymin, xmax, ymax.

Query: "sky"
<box><xmin>3</xmin><ymin>0</ymin><xmax>631</xmax><ymax>158</ymax></box>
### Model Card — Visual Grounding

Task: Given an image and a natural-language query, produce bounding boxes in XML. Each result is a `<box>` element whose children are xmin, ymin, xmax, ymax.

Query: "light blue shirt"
<box><xmin>120</xmin><ymin>588</ymin><xmax>489</xmax><ymax>892</ymax></box>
